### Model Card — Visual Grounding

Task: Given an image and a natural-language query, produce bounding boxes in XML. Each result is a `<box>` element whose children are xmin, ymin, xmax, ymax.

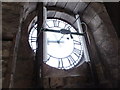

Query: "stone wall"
<box><xmin>9</xmin><ymin>2</ymin><xmax>37</xmax><ymax>88</ymax></box>
<box><xmin>82</xmin><ymin>2</ymin><xmax>118</xmax><ymax>87</ymax></box>
<box><xmin>118</xmin><ymin>39</ymin><xmax>120</xmax><ymax>88</ymax></box>
<box><xmin>2</xmin><ymin>2</ymin><xmax>21</xmax><ymax>88</ymax></box>
<box><xmin>2</xmin><ymin>2</ymin><xmax>119</xmax><ymax>88</ymax></box>
<box><xmin>2</xmin><ymin>2</ymin><xmax>38</xmax><ymax>88</ymax></box>
<box><xmin>0</xmin><ymin>1</ymin><xmax>2</xmax><ymax>89</ymax></box>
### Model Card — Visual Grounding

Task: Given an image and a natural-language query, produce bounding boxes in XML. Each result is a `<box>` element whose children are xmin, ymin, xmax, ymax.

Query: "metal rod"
<box><xmin>76</xmin><ymin>14</ymin><xmax>90</xmax><ymax>62</ymax></box>
<box><xmin>43</xmin><ymin>28</ymin><xmax>85</xmax><ymax>36</ymax></box>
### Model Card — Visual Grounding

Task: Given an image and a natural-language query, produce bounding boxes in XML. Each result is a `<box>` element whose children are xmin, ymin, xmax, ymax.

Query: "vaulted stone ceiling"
<box><xmin>21</xmin><ymin>2</ymin><xmax>90</xmax><ymax>32</ymax></box>
<box><xmin>20</xmin><ymin>2</ymin><xmax>119</xmax><ymax>37</ymax></box>
<box><xmin>44</xmin><ymin>2</ymin><xmax>90</xmax><ymax>30</ymax></box>
<box><xmin>44</xmin><ymin>2</ymin><xmax>89</xmax><ymax>15</ymax></box>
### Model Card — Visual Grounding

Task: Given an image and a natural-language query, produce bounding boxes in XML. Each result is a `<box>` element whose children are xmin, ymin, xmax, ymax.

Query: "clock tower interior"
<box><xmin>1</xmin><ymin>1</ymin><xmax>119</xmax><ymax>88</ymax></box>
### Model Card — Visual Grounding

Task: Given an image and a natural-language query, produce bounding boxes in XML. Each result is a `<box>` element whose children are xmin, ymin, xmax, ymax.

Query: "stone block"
<box><xmin>14</xmin><ymin>60</ymin><xmax>34</xmax><ymax>80</ymax></box>
<box><xmin>74</xmin><ymin>2</ymin><xmax>89</xmax><ymax>14</ymax></box>
<box><xmin>43</xmin><ymin>78</ymin><xmax>50</xmax><ymax>88</ymax></box>
<box><xmin>47</xmin><ymin>11</ymin><xmax>56</xmax><ymax>18</ymax></box>
<box><xmin>0</xmin><ymin>50</ymin><xmax>2</xmax><ymax>58</ymax></box>
<box><xmin>101</xmin><ymin>38</ymin><xmax>117</xmax><ymax>58</ymax></box>
<box><xmin>43</xmin><ymin>62</ymin><xmax>88</xmax><ymax>78</ymax></box>
<box><xmin>99</xmin><ymin>13</ymin><xmax>117</xmax><ymax>39</ymax></box>
<box><xmin>0</xmin><ymin>65</ymin><xmax>2</xmax><ymax>76</ymax></box>
<box><xmin>93</xmin><ymin>24</ymin><xmax>110</xmax><ymax>45</ymax></box>
<box><xmin>111</xmin><ymin>68</ymin><xmax>118</xmax><ymax>78</ymax></box>
<box><xmin>2</xmin><ymin>3</ymin><xmax>20</xmax><ymax>35</ymax></box>
<box><xmin>47</xmin><ymin>2</ymin><xmax>57</xmax><ymax>6</ymax></box>
<box><xmin>54</xmin><ymin>12</ymin><xmax>62</xmax><ymax>18</ymax></box>
<box><xmin>50</xmin><ymin>77</ymin><xmax>64</xmax><ymax>88</ymax></box>
<box><xmin>56</xmin><ymin>1</ymin><xmax>67</xmax><ymax>8</ymax></box>
<box><xmin>2</xmin><ymin>67</ymin><xmax>7</xmax><ymax>77</ymax></box>
<box><xmin>2</xmin><ymin>59</ymin><xmax>7</xmax><ymax>67</ymax></box>
<box><xmin>2</xmin><ymin>41</ymin><xmax>12</xmax><ymax>49</ymax></box>
<box><xmin>2</xmin><ymin>32</ymin><xmax>14</xmax><ymax>41</ymax></box>
<box><xmin>108</xmin><ymin>57</ymin><xmax>118</xmax><ymax>68</ymax></box>
<box><xmin>98</xmin><ymin>11</ymin><xmax>110</xmax><ymax>24</ymax></box>
<box><xmin>0</xmin><ymin>78</ymin><xmax>2</xmax><ymax>89</ymax></box>
<box><xmin>14</xmin><ymin>79</ymin><xmax>33</xmax><ymax>88</ymax></box>
<box><xmin>65</xmin><ymin>2</ymin><xmax>78</xmax><ymax>12</ymax></box>
<box><xmin>63</xmin><ymin>76</ymin><xmax>88</xmax><ymax>88</ymax></box>
<box><xmin>60</xmin><ymin>12</ymin><xmax>75</xmax><ymax>27</ymax></box>
<box><xmin>2</xmin><ymin>49</ymin><xmax>10</xmax><ymax>58</ymax></box>
<box><xmin>88</xmin><ymin>14</ymin><xmax>103</xmax><ymax>33</ymax></box>
<box><xmin>82</xmin><ymin>4</ymin><xmax>97</xmax><ymax>24</ymax></box>
<box><xmin>90</xmin><ymin>2</ymin><xmax>104</xmax><ymax>14</ymax></box>
<box><xmin>2</xmin><ymin>3</ymin><xmax>21</xmax><ymax>15</ymax></box>
<box><xmin>96</xmin><ymin>64</ymin><xmax>106</xmax><ymax>82</ymax></box>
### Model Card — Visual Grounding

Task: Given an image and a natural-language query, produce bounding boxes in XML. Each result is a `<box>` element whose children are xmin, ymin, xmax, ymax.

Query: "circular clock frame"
<box><xmin>28</xmin><ymin>17</ymin><xmax>84</xmax><ymax>70</ymax></box>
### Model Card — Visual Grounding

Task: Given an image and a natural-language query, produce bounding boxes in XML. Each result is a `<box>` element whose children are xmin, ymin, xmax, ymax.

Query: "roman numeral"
<box><xmin>33</xmin><ymin>26</ymin><xmax>37</xmax><ymax>30</ymax></box>
<box><xmin>73</xmin><ymin>40</ymin><xmax>81</xmax><ymax>45</ymax></box>
<box><xmin>31</xmin><ymin>40</ymin><xmax>36</xmax><ymax>42</ymax></box>
<box><xmin>45</xmin><ymin>55</ymin><xmax>51</xmax><ymax>63</ymax></box>
<box><xmin>31</xmin><ymin>37</ymin><xmax>37</xmax><ymax>38</ymax></box>
<box><xmin>30</xmin><ymin>37</ymin><xmax>37</xmax><ymax>42</ymax></box>
<box><xmin>73</xmin><ymin>48</ymin><xmax>82</xmax><ymax>58</ymax></box>
<box><xmin>58</xmin><ymin>59</ymin><xmax>64</xmax><ymax>69</ymax></box>
<box><xmin>67</xmin><ymin>55</ymin><xmax>76</xmax><ymax>66</ymax></box>
<box><xmin>64</xmin><ymin>24</ymin><xmax>71</xmax><ymax>30</ymax></box>
<box><xmin>53</xmin><ymin>19</ymin><xmax>60</xmax><ymax>27</ymax></box>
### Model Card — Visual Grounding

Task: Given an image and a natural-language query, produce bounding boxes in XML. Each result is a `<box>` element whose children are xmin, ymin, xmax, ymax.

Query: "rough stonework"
<box><xmin>2</xmin><ymin>2</ymin><xmax>119</xmax><ymax>88</ymax></box>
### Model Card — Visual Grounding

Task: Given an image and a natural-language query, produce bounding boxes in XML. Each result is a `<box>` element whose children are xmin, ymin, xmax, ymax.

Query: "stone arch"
<box><xmin>82</xmin><ymin>2</ymin><xmax>118</xmax><ymax>87</ymax></box>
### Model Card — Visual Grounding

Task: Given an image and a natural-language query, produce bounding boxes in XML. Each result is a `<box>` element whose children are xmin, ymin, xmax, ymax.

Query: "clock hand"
<box><xmin>60</xmin><ymin>29</ymin><xmax>74</xmax><ymax>39</ymax></box>
<box><xmin>47</xmin><ymin>40</ymin><xmax>64</xmax><ymax>44</ymax></box>
<box><xmin>70</xmin><ymin>34</ymin><xmax>73</xmax><ymax>39</ymax></box>
<box><xmin>58</xmin><ymin>35</ymin><xmax>65</xmax><ymax>42</ymax></box>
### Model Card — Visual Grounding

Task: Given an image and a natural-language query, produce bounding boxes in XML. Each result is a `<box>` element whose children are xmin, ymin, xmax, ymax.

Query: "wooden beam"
<box><xmin>33</xmin><ymin>2</ymin><xmax>43</xmax><ymax>88</ymax></box>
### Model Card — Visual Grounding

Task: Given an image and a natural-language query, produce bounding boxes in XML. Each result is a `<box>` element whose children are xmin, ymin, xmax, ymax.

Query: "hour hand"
<box><xmin>47</xmin><ymin>40</ymin><xmax>64</xmax><ymax>44</ymax></box>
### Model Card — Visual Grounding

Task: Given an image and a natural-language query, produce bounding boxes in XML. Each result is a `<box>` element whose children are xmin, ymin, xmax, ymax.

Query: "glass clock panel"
<box><xmin>29</xmin><ymin>18</ymin><xmax>84</xmax><ymax>70</ymax></box>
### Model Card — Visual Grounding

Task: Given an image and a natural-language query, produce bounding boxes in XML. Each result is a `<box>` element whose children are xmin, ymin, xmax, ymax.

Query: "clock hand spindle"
<box><xmin>57</xmin><ymin>35</ymin><xmax>65</xmax><ymax>44</ymax></box>
<box><xmin>58</xmin><ymin>35</ymin><xmax>65</xmax><ymax>41</ymax></box>
<box><xmin>70</xmin><ymin>33</ymin><xmax>73</xmax><ymax>39</ymax></box>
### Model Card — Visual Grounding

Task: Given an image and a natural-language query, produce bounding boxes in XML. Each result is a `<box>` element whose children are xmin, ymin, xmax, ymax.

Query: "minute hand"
<box><xmin>43</xmin><ymin>28</ymin><xmax>84</xmax><ymax>36</ymax></box>
<box><xmin>47</xmin><ymin>40</ymin><xmax>64</xmax><ymax>43</ymax></box>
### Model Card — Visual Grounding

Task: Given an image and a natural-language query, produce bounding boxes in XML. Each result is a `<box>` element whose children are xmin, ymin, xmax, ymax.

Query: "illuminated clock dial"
<box><xmin>29</xmin><ymin>18</ymin><xmax>84</xmax><ymax>70</ymax></box>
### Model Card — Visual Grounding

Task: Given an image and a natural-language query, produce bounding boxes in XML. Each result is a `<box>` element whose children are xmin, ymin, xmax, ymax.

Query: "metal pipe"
<box><xmin>75</xmin><ymin>14</ymin><xmax>90</xmax><ymax>62</ymax></box>
<box><xmin>42</xmin><ymin>28</ymin><xmax>85</xmax><ymax>36</ymax></box>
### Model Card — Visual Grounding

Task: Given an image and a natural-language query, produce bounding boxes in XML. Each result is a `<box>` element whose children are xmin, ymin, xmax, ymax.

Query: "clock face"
<box><xmin>29</xmin><ymin>18</ymin><xmax>84</xmax><ymax>70</ymax></box>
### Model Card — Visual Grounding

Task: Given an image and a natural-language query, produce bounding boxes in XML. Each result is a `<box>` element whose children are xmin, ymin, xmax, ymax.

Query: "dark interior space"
<box><xmin>1</xmin><ymin>1</ymin><xmax>119</xmax><ymax>88</ymax></box>
<box><xmin>104</xmin><ymin>2</ymin><xmax>120</xmax><ymax>37</ymax></box>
